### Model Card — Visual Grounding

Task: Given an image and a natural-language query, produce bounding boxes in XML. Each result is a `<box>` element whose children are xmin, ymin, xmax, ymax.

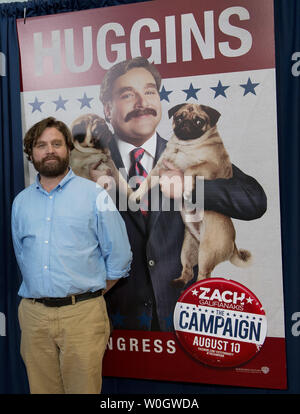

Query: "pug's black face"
<box><xmin>72</xmin><ymin>123</ymin><xmax>85</xmax><ymax>144</ymax></box>
<box><xmin>173</xmin><ymin>109</ymin><xmax>208</xmax><ymax>140</ymax></box>
<box><xmin>90</xmin><ymin>119</ymin><xmax>112</xmax><ymax>149</ymax></box>
<box><xmin>71</xmin><ymin>115</ymin><xmax>112</xmax><ymax>150</ymax></box>
<box><xmin>169</xmin><ymin>103</ymin><xmax>221</xmax><ymax>141</ymax></box>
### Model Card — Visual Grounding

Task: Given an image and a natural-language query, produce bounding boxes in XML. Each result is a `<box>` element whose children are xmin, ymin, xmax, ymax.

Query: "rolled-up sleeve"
<box><xmin>96</xmin><ymin>189</ymin><xmax>132</xmax><ymax>280</ymax></box>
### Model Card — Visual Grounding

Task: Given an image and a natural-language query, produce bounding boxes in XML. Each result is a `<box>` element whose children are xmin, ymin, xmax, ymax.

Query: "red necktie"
<box><xmin>128</xmin><ymin>148</ymin><xmax>148</xmax><ymax>215</ymax></box>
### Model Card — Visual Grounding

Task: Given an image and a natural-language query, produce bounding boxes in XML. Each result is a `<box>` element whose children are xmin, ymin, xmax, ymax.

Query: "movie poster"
<box><xmin>17</xmin><ymin>0</ymin><xmax>286</xmax><ymax>389</ymax></box>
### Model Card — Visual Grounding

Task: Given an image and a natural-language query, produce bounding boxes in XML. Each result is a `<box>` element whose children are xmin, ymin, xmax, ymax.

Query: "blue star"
<box><xmin>240</xmin><ymin>77</ymin><xmax>260</xmax><ymax>96</ymax></box>
<box><xmin>78</xmin><ymin>92</ymin><xmax>93</xmax><ymax>109</ymax></box>
<box><xmin>53</xmin><ymin>95</ymin><xmax>68</xmax><ymax>111</ymax></box>
<box><xmin>138</xmin><ymin>312</ymin><xmax>152</xmax><ymax>329</ymax></box>
<box><xmin>159</xmin><ymin>85</ymin><xmax>172</xmax><ymax>102</ymax></box>
<box><xmin>29</xmin><ymin>97</ymin><xmax>44</xmax><ymax>113</ymax></box>
<box><xmin>182</xmin><ymin>83</ymin><xmax>200</xmax><ymax>100</ymax></box>
<box><xmin>111</xmin><ymin>312</ymin><xmax>126</xmax><ymax>328</ymax></box>
<box><xmin>211</xmin><ymin>80</ymin><xmax>230</xmax><ymax>98</ymax></box>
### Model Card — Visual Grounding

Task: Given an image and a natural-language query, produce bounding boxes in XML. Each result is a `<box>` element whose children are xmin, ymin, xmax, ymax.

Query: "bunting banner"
<box><xmin>17</xmin><ymin>0</ymin><xmax>286</xmax><ymax>389</ymax></box>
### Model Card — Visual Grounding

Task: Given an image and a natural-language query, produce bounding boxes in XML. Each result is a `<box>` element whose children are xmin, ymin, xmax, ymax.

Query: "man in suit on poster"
<box><xmin>90</xmin><ymin>57</ymin><xmax>267</xmax><ymax>332</ymax></box>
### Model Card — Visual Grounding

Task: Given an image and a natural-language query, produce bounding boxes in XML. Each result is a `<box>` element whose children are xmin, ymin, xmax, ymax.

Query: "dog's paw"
<box><xmin>183</xmin><ymin>190</ymin><xmax>193</xmax><ymax>203</ymax></box>
<box><xmin>196</xmin><ymin>273</ymin><xmax>211</xmax><ymax>281</ymax></box>
<box><xmin>96</xmin><ymin>175</ymin><xmax>116</xmax><ymax>191</ymax></box>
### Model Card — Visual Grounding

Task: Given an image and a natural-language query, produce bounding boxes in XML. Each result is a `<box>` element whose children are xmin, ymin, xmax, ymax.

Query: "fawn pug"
<box><xmin>131</xmin><ymin>103</ymin><xmax>252</xmax><ymax>285</ymax></box>
<box><xmin>69</xmin><ymin>113</ymin><xmax>131</xmax><ymax>195</ymax></box>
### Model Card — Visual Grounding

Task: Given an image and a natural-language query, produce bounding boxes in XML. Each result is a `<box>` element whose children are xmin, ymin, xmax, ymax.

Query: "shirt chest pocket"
<box><xmin>52</xmin><ymin>216</ymin><xmax>96</xmax><ymax>250</ymax></box>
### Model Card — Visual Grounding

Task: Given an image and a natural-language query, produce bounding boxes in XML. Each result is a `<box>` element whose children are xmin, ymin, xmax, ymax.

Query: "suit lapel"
<box><xmin>154</xmin><ymin>134</ymin><xmax>167</xmax><ymax>164</ymax></box>
<box><xmin>147</xmin><ymin>134</ymin><xmax>167</xmax><ymax>233</ymax></box>
<box><xmin>109</xmin><ymin>138</ymin><xmax>126</xmax><ymax>178</ymax></box>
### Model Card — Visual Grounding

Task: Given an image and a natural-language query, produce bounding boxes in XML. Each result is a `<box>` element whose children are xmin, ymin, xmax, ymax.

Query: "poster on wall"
<box><xmin>17</xmin><ymin>0</ymin><xmax>287</xmax><ymax>389</ymax></box>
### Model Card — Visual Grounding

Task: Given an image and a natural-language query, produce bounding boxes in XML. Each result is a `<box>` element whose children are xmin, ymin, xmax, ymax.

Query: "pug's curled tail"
<box><xmin>230</xmin><ymin>244</ymin><xmax>252</xmax><ymax>267</ymax></box>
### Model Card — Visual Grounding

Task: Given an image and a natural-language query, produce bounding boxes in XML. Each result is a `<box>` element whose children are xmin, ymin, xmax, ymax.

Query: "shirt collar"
<box><xmin>35</xmin><ymin>167</ymin><xmax>75</xmax><ymax>191</ymax></box>
<box><xmin>116</xmin><ymin>133</ymin><xmax>157</xmax><ymax>160</ymax></box>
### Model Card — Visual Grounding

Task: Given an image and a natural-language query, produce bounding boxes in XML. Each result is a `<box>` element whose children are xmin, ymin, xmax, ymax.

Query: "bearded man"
<box><xmin>11</xmin><ymin>117</ymin><xmax>132</xmax><ymax>394</ymax></box>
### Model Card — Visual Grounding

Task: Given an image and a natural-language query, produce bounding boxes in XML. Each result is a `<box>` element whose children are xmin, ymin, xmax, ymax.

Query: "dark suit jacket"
<box><xmin>105</xmin><ymin>134</ymin><xmax>267</xmax><ymax>331</ymax></box>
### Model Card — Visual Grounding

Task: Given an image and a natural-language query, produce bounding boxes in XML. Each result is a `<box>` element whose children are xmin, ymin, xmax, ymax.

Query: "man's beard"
<box><xmin>32</xmin><ymin>154</ymin><xmax>69</xmax><ymax>177</ymax></box>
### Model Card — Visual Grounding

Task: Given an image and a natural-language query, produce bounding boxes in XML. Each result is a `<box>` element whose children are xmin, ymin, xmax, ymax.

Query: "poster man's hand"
<box><xmin>89</xmin><ymin>162</ymin><xmax>115</xmax><ymax>190</ymax></box>
<box><xmin>159</xmin><ymin>160</ymin><xmax>184</xmax><ymax>199</ymax></box>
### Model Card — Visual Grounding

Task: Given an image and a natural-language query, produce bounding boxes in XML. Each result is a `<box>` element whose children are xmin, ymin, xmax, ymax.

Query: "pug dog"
<box><xmin>131</xmin><ymin>103</ymin><xmax>251</xmax><ymax>285</ymax></box>
<box><xmin>70</xmin><ymin>113</ymin><xmax>131</xmax><ymax>195</ymax></box>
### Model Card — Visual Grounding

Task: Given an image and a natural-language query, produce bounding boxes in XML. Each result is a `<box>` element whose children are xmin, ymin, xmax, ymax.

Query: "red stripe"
<box><xmin>17</xmin><ymin>0</ymin><xmax>275</xmax><ymax>92</ymax></box>
<box><xmin>134</xmin><ymin>148</ymin><xmax>144</xmax><ymax>159</ymax></box>
<box><xmin>103</xmin><ymin>331</ymin><xmax>287</xmax><ymax>389</ymax></box>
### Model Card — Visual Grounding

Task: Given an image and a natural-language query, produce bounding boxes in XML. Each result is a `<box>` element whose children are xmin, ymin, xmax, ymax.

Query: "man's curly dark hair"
<box><xmin>24</xmin><ymin>117</ymin><xmax>74</xmax><ymax>161</ymax></box>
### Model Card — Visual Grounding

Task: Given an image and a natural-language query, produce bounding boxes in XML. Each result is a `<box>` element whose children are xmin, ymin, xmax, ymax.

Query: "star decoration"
<box><xmin>138</xmin><ymin>312</ymin><xmax>152</xmax><ymax>329</ymax></box>
<box><xmin>182</xmin><ymin>83</ymin><xmax>201</xmax><ymax>100</ymax></box>
<box><xmin>240</xmin><ymin>77</ymin><xmax>260</xmax><ymax>95</ymax></box>
<box><xmin>53</xmin><ymin>95</ymin><xmax>68</xmax><ymax>111</ymax></box>
<box><xmin>29</xmin><ymin>97</ymin><xmax>44</xmax><ymax>113</ymax></box>
<box><xmin>111</xmin><ymin>312</ymin><xmax>126</xmax><ymax>328</ymax></box>
<box><xmin>246</xmin><ymin>296</ymin><xmax>253</xmax><ymax>304</ymax></box>
<box><xmin>78</xmin><ymin>92</ymin><xmax>93</xmax><ymax>109</ymax></box>
<box><xmin>211</xmin><ymin>80</ymin><xmax>230</xmax><ymax>98</ymax></box>
<box><xmin>192</xmin><ymin>288</ymin><xmax>198</xmax><ymax>296</ymax></box>
<box><xmin>159</xmin><ymin>85</ymin><xmax>172</xmax><ymax>102</ymax></box>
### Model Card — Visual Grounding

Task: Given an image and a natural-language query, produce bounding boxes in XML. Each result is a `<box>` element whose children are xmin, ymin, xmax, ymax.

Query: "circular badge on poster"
<box><xmin>173</xmin><ymin>278</ymin><xmax>267</xmax><ymax>368</ymax></box>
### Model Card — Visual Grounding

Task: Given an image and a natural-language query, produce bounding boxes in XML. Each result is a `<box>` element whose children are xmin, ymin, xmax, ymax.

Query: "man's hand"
<box><xmin>89</xmin><ymin>162</ymin><xmax>115</xmax><ymax>190</ymax></box>
<box><xmin>89</xmin><ymin>162</ymin><xmax>102</xmax><ymax>182</ymax></box>
<box><xmin>103</xmin><ymin>279</ymin><xmax>119</xmax><ymax>294</ymax></box>
<box><xmin>159</xmin><ymin>160</ymin><xmax>184</xmax><ymax>199</ymax></box>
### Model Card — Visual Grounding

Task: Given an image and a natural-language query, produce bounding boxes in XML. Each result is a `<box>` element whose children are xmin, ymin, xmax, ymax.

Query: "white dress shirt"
<box><xmin>116</xmin><ymin>133</ymin><xmax>157</xmax><ymax>175</ymax></box>
<box><xmin>11</xmin><ymin>169</ymin><xmax>132</xmax><ymax>298</ymax></box>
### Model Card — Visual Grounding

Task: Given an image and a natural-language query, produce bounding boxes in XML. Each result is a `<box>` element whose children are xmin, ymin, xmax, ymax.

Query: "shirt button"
<box><xmin>49</xmin><ymin>195</ymin><xmax>53</xmax><ymax>199</ymax></box>
<box><xmin>148</xmin><ymin>259</ymin><xmax>155</xmax><ymax>267</ymax></box>
<box><xmin>44</xmin><ymin>265</ymin><xmax>48</xmax><ymax>269</ymax></box>
<box><xmin>44</xmin><ymin>240</ymin><xmax>48</xmax><ymax>244</ymax></box>
<box><xmin>46</xmin><ymin>217</ymin><xmax>51</xmax><ymax>221</ymax></box>
<box><xmin>144</xmin><ymin>300</ymin><xmax>152</xmax><ymax>307</ymax></box>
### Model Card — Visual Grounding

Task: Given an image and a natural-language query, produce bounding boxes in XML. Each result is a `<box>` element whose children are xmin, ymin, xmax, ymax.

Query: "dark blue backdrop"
<box><xmin>0</xmin><ymin>0</ymin><xmax>299</xmax><ymax>395</ymax></box>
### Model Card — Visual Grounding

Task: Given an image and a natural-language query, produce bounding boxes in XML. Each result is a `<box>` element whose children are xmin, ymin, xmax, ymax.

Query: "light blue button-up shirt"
<box><xmin>11</xmin><ymin>169</ymin><xmax>132</xmax><ymax>298</ymax></box>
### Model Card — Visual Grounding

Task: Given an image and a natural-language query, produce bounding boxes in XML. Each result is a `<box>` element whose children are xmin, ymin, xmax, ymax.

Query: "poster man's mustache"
<box><xmin>125</xmin><ymin>108</ymin><xmax>157</xmax><ymax>122</ymax></box>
